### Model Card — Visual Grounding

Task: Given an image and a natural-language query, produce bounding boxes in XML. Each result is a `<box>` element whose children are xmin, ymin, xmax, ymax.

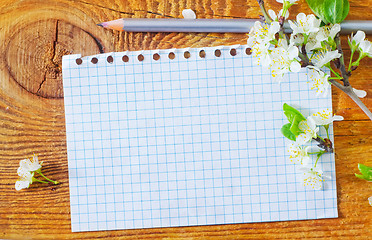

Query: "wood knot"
<box><xmin>4</xmin><ymin>19</ymin><xmax>104</xmax><ymax>98</ymax></box>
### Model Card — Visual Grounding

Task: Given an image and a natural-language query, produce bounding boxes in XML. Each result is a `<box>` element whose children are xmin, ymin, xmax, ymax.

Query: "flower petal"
<box><xmin>182</xmin><ymin>9</ymin><xmax>196</xmax><ymax>19</ymax></box>
<box><xmin>353</xmin><ymin>31</ymin><xmax>366</xmax><ymax>44</ymax></box>
<box><xmin>268</xmin><ymin>9</ymin><xmax>277</xmax><ymax>21</ymax></box>
<box><xmin>296</xmin><ymin>132</ymin><xmax>311</xmax><ymax>145</ymax></box>
<box><xmin>290</xmin><ymin>61</ymin><xmax>301</xmax><ymax>72</ymax></box>
<box><xmin>330</xmin><ymin>24</ymin><xmax>341</xmax><ymax>39</ymax></box>
<box><xmin>15</xmin><ymin>180</ymin><xmax>30</xmax><ymax>191</ymax></box>
<box><xmin>353</xmin><ymin>88</ymin><xmax>367</xmax><ymax>98</ymax></box>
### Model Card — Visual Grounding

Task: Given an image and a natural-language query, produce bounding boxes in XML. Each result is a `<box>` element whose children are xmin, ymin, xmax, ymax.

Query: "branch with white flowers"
<box><xmin>250</xmin><ymin>0</ymin><xmax>372</xmax><ymax>190</ymax></box>
<box><xmin>250</xmin><ymin>0</ymin><xmax>372</xmax><ymax>120</ymax></box>
<box><xmin>282</xmin><ymin>104</ymin><xmax>341</xmax><ymax>190</ymax></box>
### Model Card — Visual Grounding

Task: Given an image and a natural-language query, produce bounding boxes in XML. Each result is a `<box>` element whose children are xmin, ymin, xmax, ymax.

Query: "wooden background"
<box><xmin>0</xmin><ymin>0</ymin><xmax>371</xmax><ymax>239</ymax></box>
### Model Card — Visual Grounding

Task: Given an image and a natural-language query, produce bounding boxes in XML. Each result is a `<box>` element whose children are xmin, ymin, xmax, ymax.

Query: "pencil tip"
<box><xmin>97</xmin><ymin>23</ymin><xmax>104</xmax><ymax>27</ymax></box>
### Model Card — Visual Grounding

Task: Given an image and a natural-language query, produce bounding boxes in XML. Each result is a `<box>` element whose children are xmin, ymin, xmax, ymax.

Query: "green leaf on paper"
<box><xmin>305</xmin><ymin>0</ymin><xmax>349</xmax><ymax>24</ymax></box>
<box><xmin>283</xmin><ymin>103</ymin><xmax>306</xmax><ymax>124</ymax></box>
<box><xmin>289</xmin><ymin>115</ymin><xmax>303</xmax><ymax>136</ymax></box>
<box><xmin>355</xmin><ymin>163</ymin><xmax>372</xmax><ymax>181</ymax></box>
<box><xmin>281</xmin><ymin>123</ymin><xmax>296</xmax><ymax>141</ymax></box>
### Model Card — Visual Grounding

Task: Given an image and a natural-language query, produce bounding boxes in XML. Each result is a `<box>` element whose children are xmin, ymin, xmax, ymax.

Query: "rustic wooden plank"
<box><xmin>0</xmin><ymin>0</ymin><xmax>371</xmax><ymax>239</ymax></box>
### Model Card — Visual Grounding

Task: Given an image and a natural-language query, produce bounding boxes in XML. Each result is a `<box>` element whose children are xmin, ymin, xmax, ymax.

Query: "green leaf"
<box><xmin>355</xmin><ymin>163</ymin><xmax>372</xmax><ymax>181</ymax></box>
<box><xmin>290</xmin><ymin>115</ymin><xmax>303</xmax><ymax>136</ymax></box>
<box><xmin>305</xmin><ymin>0</ymin><xmax>349</xmax><ymax>24</ymax></box>
<box><xmin>306</xmin><ymin>0</ymin><xmax>327</xmax><ymax>22</ymax></box>
<box><xmin>323</xmin><ymin>0</ymin><xmax>349</xmax><ymax>24</ymax></box>
<box><xmin>283</xmin><ymin>103</ymin><xmax>306</xmax><ymax>124</ymax></box>
<box><xmin>281</xmin><ymin>123</ymin><xmax>296</xmax><ymax>141</ymax></box>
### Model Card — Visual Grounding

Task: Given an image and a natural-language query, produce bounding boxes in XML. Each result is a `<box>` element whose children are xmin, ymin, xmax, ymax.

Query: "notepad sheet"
<box><xmin>62</xmin><ymin>45</ymin><xmax>337</xmax><ymax>232</ymax></box>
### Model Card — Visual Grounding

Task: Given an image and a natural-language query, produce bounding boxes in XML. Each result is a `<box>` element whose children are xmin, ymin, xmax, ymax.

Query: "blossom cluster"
<box><xmin>15</xmin><ymin>154</ymin><xmax>58</xmax><ymax>190</ymax></box>
<box><xmin>247</xmin><ymin>0</ymin><xmax>369</xmax><ymax>98</ymax></box>
<box><xmin>283</xmin><ymin>105</ymin><xmax>343</xmax><ymax>190</ymax></box>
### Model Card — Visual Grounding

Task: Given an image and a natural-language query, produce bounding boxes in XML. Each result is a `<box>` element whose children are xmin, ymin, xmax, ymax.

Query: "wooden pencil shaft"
<box><xmin>109</xmin><ymin>18</ymin><xmax>372</xmax><ymax>34</ymax></box>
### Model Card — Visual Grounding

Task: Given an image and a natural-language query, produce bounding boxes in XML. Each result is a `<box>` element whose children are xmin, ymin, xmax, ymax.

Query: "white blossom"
<box><xmin>296</xmin><ymin>116</ymin><xmax>319</xmax><ymax>145</ymax></box>
<box><xmin>289</xmin><ymin>25</ymin><xmax>340</xmax><ymax>52</ymax></box>
<box><xmin>353</xmin><ymin>88</ymin><xmax>367</xmax><ymax>98</ymax></box>
<box><xmin>290</xmin><ymin>32</ymin><xmax>322</xmax><ymax>52</ymax></box>
<box><xmin>369</xmin><ymin>196</ymin><xmax>372</xmax><ymax>206</ymax></box>
<box><xmin>288</xmin><ymin>13</ymin><xmax>321</xmax><ymax>36</ymax></box>
<box><xmin>358</xmin><ymin>40</ymin><xmax>372</xmax><ymax>57</ymax></box>
<box><xmin>268</xmin><ymin>9</ymin><xmax>289</xmax><ymax>21</ymax></box>
<box><xmin>182</xmin><ymin>9</ymin><xmax>196</xmax><ymax>19</ymax></box>
<box><xmin>15</xmin><ymin>167</ymin><xmax>34</xmax><ymax>191</ymax></box>
<box><xmin>307</xmin><ymin>66</ymin><xmax>331</xmax><ymax>96</ymax></box>
<box><xmin>270</xmin><ymin>39</ymin><xmax>301</xmax><ymax>81</ymax></box>
<box><xmin>19</xmin><ymin>154</ymin><xmax>42</xmax><ymax>172</ymax></box>
<box><xmin>247</xmin><ymin>21</ymin><xmax>280</xmax><ymax>47</ymax></box>
<box><xmin>287</xmin><ymin>143</ymin><xmax>311</xmax><ymax>165</ymax></box>
<box><xmin>247</xmin><ymin>21</ymin><xmax>280</xmax><ymax>67</ymax></box>
<box><xmin>316</xmin><ymin>24</ymin><xmax>341</xmax><ymax>43</ymax></box>
<box><xmin>312</xmin><ymin>49</ymin><xmax>341</xmax><ymax>68</ymax></box>
<box><xmin>298</xmin><ymin>166</ymin><xmax>324</xmax><ymax>190</ymax></box>
<box><xmin>349</xmin><ymin>31</ymin><xmax>366</xmax><ymax>51</ymax></box>
<box><xmin>311</xmin><ymin>109</ymin><xmax>344</xmax><ymax>125</ymax></box>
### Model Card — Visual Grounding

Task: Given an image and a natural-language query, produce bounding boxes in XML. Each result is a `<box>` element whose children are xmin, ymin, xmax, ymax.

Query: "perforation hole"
<box><xmin>168</xmin><ymin>52</ymin><xmax>175</xmax><ymax>60</ymax></box>
<box><xmin>214</xmin><ymin>49</ymin><xmax>221</xmax><ymax>57</ymax></box>
<box><xmin>91</xmin><ymin>57</ymin><xmax>98</xmax><ymax>64</ymax></box>
<box><xmin>138</xmin><ymin>54</ymin><xmax>144</xmax><ymax>61</ymax></box>
<box><xmin>107</xmin><ymin>56</ymin><xmax>114</xmax><ymax>63</ymax></box>
<box><xmin>153</xmin><ymin>53</ymin><xmax>160</xmax><ymax>61</ymax></box>
<box><xmin>245</xmin><ymin>48</ymin><xmax>252</xmax><ymax>55</ymax></box>
<box><xmin>184</xmin><ymin>51</ymin><xmax>191</xmax><ymax>59</ymax></box>
<box><xmin>230</xmin><ymin>48</ymin><xmax>237</xmax><ymax>56</ymax></box>
<box><xmin>122</xmin><ymin>55</ymin><xmax>129</xmax><ymax>62</ymax></box>
<box><xmin>76</xmin><ymin>58</ymin><xmax>82</xmax><ymax>65</ymax></box>
<box><xmin>199</xmin><ymin>50</ymin><xmax>206</xmax><ymax>58</ymax></box>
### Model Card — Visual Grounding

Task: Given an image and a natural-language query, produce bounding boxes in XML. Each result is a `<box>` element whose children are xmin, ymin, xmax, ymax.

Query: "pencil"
<box><xmin>97</xmin><ymin>18</ymin><xmax>372</xmax><ymax>34</ymax></box>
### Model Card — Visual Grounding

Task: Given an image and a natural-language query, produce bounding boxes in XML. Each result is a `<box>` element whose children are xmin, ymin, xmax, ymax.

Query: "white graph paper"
<box><xmin>62</xmin><ymin>45</ymin><xmax>338</xmax><ymax>232</ymax></box>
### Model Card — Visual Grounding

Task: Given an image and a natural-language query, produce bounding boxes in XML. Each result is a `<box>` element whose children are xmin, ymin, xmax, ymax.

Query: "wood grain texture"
<box><xmin>0</xmin><ymin>0</ymin><xmax>371</xmax><ymax>239</ymax></box>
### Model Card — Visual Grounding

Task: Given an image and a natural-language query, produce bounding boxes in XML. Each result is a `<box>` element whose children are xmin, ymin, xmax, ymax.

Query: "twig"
<box><xmin>257</xmin><ymin>0</ymin><xmax>272</xmax><ymax>23</ymax></box>
<box><xmin>330</xmin><ymin>34</ymin><xmax>372</xmax><ymax>120</ymax></box>
<box><xmin>335</xmin><ymin>34</ymin><xmax>350</xmax><ymax>86</ymax></box>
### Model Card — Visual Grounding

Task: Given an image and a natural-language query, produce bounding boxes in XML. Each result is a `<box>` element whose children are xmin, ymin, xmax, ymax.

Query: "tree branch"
<box><xmin>335</xmin><ymin>34</ymin><xmax>350</xmax><ymax>86</ymax></box>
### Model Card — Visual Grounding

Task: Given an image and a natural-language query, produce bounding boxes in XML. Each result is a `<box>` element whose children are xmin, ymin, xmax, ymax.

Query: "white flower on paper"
<box><xmin>270</xmin><ymin>39</ymin><xmax>301</xmax><ymax>81</ymax></box>
<box><xmin>15</xmin><ymin>167</ymin><xmax>34</xmax><ymax>191</ymax></box>
<box><xmin>358</xmin><ymin>40</ymin><xmax>372</xmax><ymax>57</ymax></box>
<box><xmin>182</xmin><ymin>9</ymin><xmax>196</xmax><ymax>19</ymax></box>
<box><xmin>311</xmin><ymin>109</ymin><xmax>344</xmax><ymax>126</ymax></box>
<box><xmin>19</xmin><ymin>154</ymin><xmax>42</xmax><ymax>172</ymax></box>
<box><xmin>298</xmin><ymin>166</ymin><xmax>324</xmax><ymax>190</ymax></box>
<box><xmin>268</xmin><ymin>9</ymin><xmax>289</xmax><ymax>21</ymax></box>
<box><xmin>247</xmin><ymin>21</ymin><xmax>280</xmax><ymax>67</ymax></box>
<box><xmin>287</xmin><ymin>143</ymin><xmax>311</xmax><ymax>165</ymax></box>
<box><xmin>349</xmin><ymin>31</ymin><xmax>366</xmax><ymax>51</ymax></box>
<box><xmin>369</xmin><ymin>196</ymin><xmax>372</xmax><ymax>207</ymax></box>
<box><xmin>288</xmin><ymin>13</ymin><xmax>321</xmax><ymax>36</ymax></box>
<box><xmin>353</xmin><ymin>88</ymin><xmax>367</xmax><ymax>98</ymax></box>
<box><xmin>296</xmin><ymin>117</ymin><xmax>319</xmax><ymax>145</ymax></box>
<box><xmin>307</xmin><ymin>66</ymin><xmax>331</xmax><ymax>96</ymax></box>
<box><xmin>253</xmin><ymin>44</ymin><xmax>272</xmax><ymax>67</ymax></box>
<box><xmin>312</xmin><ymin>49</ymin><xmax>341</xmax><ymax>68</ymax></box>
